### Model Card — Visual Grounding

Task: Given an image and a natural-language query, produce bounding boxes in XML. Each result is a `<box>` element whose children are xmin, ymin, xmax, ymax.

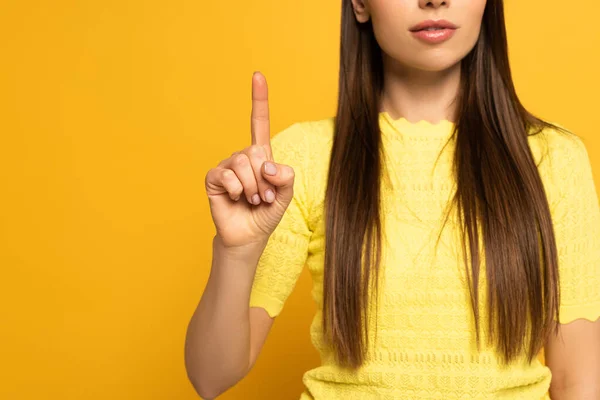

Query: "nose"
<box><xmin>419</xmin><ymin>0</ymin><xmax>449</xmax><ymax>8</ymax></box>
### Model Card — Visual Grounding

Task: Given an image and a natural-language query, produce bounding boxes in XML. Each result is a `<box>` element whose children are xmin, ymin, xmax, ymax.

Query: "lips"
<box><xmin>408</xmin><ymin>19</ymin><xmax>458</xmax><ymax>44</ymax></box>
<box><xmin>409</xmin><ymin>19</ymin><xmax>458</xmax><ymax>32</ymax></box>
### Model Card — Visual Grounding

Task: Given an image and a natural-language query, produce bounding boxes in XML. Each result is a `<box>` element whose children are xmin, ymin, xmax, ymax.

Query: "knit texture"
<box><xmin>249</xmin><ymin>113</ymin><xmax>600</xmax><ymax>399</ymax></box>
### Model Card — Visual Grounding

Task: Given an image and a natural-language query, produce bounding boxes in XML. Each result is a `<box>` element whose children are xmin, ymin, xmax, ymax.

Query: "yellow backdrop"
<box><xmin>1</xmin><ymin>1</ymin><xmax>598</xmax><ymax>399</ymax></box>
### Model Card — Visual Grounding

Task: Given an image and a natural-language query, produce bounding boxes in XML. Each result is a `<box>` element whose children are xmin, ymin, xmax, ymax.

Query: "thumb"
<box><xmin>261</xmin><ymin>161</ymin><xmax>295</xmax><ymax>203</ymax></box>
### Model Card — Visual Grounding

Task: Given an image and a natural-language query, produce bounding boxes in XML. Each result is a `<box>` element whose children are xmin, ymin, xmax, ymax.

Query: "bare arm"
<box><xmin>187</xmin><ymin>72</ymin><xmax>296</xmax><ymax>399</ymax></box>
<box><xmin>545</xmin><ymin>317</ymin><xmax>600</xmax><ymax>399</ymax></box>
<box><xmin>184</xmin><ymin>235</ymin><xmax>275</xmax><ymax>399</ymax></box>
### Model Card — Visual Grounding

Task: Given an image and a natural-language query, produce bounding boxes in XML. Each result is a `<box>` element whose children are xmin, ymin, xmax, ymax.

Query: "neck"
<box><xmin>380</xmin><ymin>56</ymin><xmax>461</xmax><ymax>124</ymax></box>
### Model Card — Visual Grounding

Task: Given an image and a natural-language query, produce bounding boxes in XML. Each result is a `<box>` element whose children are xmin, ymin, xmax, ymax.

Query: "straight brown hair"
<box><xmin>323</xmin><ymin>0</ymin><xmax>571</xmax><ymax>369</ymax></box>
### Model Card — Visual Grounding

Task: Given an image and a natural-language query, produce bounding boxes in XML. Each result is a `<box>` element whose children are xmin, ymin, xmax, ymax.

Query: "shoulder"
<box><xmin>528</xmin><ymin>122</ymin><xmax>593</xmax><ymax>205</ymax></box>
<box><xmin>528</xmin><ymin>122</ymin><xmax>587</xmax><ymax>164</ymax></box>
<box><xmin>270</xmin><ymin>117</ymin><xmax>334</xmax><ymax>221</ymax></box>
<box><xmin>528</xmin><ymin>122</ymin><xmax>590</xmax><ymax>172</ymax></box>
<box><xmin>270</xmin><ymin>116</ymin><xmax>335</xmax><ymax>172</ymax></box>
<box><xmin>271</xmin><ymin>117</ymin><xmax>334</xmax><ymax>152</ymax></box>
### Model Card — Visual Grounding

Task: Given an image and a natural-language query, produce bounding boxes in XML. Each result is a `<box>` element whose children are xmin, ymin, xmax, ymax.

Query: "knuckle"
<box><xmin>252</xmin><ymin>114</ymin><xmax>269</xmax><ymax>122</ymax></box>
<box><xmin>234</xmin><ymin>153</ymin><xmax>249</xmax><ymax>166</ymax></box>
<box><xmin>248</xmin><ymin>144</ymin><xmax>266</xmax><ymax>158</ymax></box>
<box><xmin>221</xmin><ymin>169</ymin><xmax>235</xmax><ymax>181</ymax></box>
<box><xmin>280</xmin><ymin>165</ymin><xmax>294</xmax><ymax>180</ymax></box>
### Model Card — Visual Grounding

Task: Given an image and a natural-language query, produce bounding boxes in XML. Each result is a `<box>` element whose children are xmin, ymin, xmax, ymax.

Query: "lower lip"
<box><xmin>411</xmin><ymin>28</ymin><xmax>456</xmax><ymax>44</ymax></box>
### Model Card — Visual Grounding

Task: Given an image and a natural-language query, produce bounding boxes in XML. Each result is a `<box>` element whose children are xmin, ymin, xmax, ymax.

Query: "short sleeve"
<box><xmin>248</xmin><ymin>122</ymin><xmax>312</xmax><ymax>318</ymax></box>
<box><xmin>550</xmin><ymin>133</ymin><xmax>600</xmax><ymax>324</ymax></box>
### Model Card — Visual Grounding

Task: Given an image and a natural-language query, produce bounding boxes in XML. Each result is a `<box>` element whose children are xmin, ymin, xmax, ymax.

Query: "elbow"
<box><xmin>186</xmin><ymin>370</ymin><xmax>221</xmax><ymax>400</ymax></box>
<box><xmin>549</xmin><ymin>378</ymin><xmax>600</xmax><ymax>400</ymax></box>
<box><xmin>184</xmin><ymin>354</ymin><xmax>218</xmax><ymax>399</ymax></box>
<box><xmin>549</xmin><ymin>388</ymin><xmax>600</xmax><ymax>400</ymax></box>
<box><xmin>184</xmin><ymin>334</ymin><xmax>250</xmax><ymax>398</ymax></box>
<box><xmin>185</xmin><ymin>359</ymin><xmax>248</xmax><ymax>400</ymax></box>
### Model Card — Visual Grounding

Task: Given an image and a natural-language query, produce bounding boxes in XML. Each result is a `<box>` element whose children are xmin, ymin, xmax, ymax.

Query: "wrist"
<box><xmin>212</xmin><ymin>235</ymin><xmax>267</xmax><ymax>263</ymax></box>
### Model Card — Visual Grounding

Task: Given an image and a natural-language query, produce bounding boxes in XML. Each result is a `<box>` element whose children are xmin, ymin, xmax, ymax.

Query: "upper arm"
<box><xmin>544</xmin><ymin>131</ymin><xmax>600</xmax><ymax>323</ymax></box>
<box><xmin>543</xmin><ymin>129</ymin><xmax>600</xmax><ymax>394</ymax></box>
<box><xmin>245</xmin><ymin>122</ymin><xmax>313</xmax><ymax>370</ymax></box>
<box><xmin>545</xmin><ymin>318</ymin><xmax>600</xmax><ymax>395</ymax></box>
<box><xmin>247</xmin><ymin>306</ymin><xmax>275</xmax><ymax>372</ymax></box>
<box><xmin>247</xmin><ymin>122</ymin><xmax>312</xmax><ymax>317</ymax></box>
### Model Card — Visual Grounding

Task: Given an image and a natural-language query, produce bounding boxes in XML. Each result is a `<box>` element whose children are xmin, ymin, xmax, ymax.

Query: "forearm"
<box><xmin>550</xmin><ymin>387</ymin><xmax>600</xmax><ymax>400</ymax></box>
<box><xmin>184</xmin><ymin>236</ymin><xmax>265</xmax><ymax>398</ymax></box>
<box><xmin>545</xmin><ymin>316</ymin><xmax>600</xmax><ymax>400</ymax></box>
<box><xmin>550</xmin><ymin>381</ymin><xmax>600</xmax><ymax>400</ymax></box>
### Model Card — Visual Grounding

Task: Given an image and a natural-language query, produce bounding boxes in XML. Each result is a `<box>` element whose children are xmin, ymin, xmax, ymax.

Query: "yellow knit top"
<box><xmin>249</xmin><ymin>113</ymin><xmax>600</xmax><ymax>399</ymax></box>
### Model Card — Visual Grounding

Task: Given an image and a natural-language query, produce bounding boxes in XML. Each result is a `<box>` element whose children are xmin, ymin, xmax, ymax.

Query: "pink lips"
<box><xmin>409</xmin><ymin>19</ymin><xmax>458</xmax><ymax>44</ymax></box>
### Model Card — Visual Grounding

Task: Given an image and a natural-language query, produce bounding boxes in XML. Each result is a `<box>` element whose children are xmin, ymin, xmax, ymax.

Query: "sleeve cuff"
<box><xmin>557</xmin><ymin>301</ymin><xmax>600</xmax><ymax>324</ymax></box>
<box><xmin>249</xmin><ymin>290</ymin><xmax>284</xmax><ymax>318</ymax></box>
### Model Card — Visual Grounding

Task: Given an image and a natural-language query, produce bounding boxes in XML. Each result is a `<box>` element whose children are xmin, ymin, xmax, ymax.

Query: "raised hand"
<box><xmin>205</xmin><ymin>72</ymin><xmax>296</xmax><ymax>249</ymax></box>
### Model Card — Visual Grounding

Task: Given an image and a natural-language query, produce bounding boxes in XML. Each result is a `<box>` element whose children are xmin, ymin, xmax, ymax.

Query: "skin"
<box><xmin>186</xmin><ymin>1</ymin><xmax>600</xmax><ymax>398</ymax></box>
<box><xmin>185</xmin><ymin>73</ymin><xmax>294</xmax><ymax>399</ymax></box>
<box><xmin>351</xmin><ymin>0</ymin><xmax>600</xmax><ymax>397</ymax></box>
<box><xmin>352</xmin><ymin>0</ymin><xmax>485</xmax><ymax>123</ymax></box>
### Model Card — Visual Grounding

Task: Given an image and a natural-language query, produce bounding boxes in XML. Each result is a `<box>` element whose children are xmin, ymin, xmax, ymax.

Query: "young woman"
<box><xmin>185</xmin><ymin>0</ymin><xmax>600</xmax><ymax>398</ymax></box>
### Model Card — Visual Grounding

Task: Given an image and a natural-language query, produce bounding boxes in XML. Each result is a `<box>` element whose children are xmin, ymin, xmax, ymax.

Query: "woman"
<box><xmin>185</xmin><ymin>0</ymin><xmax>600</xmax><ymax>398</ymax></box>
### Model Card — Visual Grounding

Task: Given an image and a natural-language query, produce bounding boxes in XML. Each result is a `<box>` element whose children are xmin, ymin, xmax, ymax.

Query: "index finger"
<box><xmin>251</xmin><ymin>71</ymin><xmax>273</xmax><ymax>160</ymax></box>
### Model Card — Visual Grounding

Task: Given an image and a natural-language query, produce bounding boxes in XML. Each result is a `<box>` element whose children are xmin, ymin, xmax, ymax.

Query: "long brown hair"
<box><xmin>323</xmin><ymin>0</ymin><xmax>570</xmax><ymax>369</ymax></box>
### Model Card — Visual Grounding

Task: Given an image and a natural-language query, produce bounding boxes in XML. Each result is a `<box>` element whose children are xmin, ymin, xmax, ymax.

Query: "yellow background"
<box><xmin>0</xmin><ymin>1</ymin><xmax>598</xmax><ymax>399</ymax></box>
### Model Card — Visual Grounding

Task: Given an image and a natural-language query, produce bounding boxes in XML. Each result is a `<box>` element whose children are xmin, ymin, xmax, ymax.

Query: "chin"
<box><xmin>405</xmin><ymin>53</ymin><xmax>464</xmax><ymax>73</ymax></box>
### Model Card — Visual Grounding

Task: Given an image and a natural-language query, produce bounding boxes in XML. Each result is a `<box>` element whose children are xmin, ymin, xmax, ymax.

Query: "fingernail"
<box><xmin>251</xmin><ymin>193</ymin><xmax>261</xmax><ymax>205</ymax></box>
<box><xmin>265</xmin><ymin>189</ymin><xmax>275</xmax><ymax>203</ymax></box>
<box><xmin>264</xmin><ymin>162</ymin><xmax>277</xmax><ymax>176</ymax></box>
